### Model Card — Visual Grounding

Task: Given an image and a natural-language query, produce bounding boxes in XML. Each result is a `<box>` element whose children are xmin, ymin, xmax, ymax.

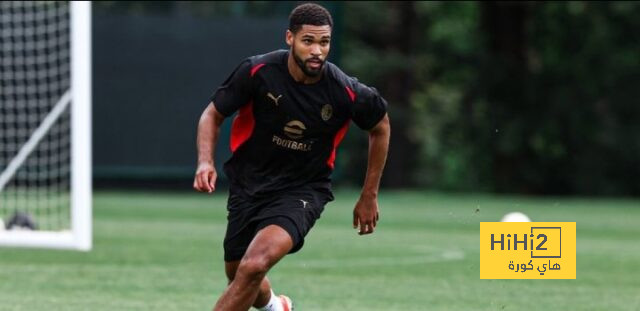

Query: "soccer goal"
<box><xmin>0</xmin><ymin>1</ymin><xmax>92</xmax><ymax>251</ymax></box>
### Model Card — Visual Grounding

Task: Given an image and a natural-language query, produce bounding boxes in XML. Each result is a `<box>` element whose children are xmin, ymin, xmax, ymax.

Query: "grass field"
<box><xmin>1</xmin><ymin>190</ymin><xmax>639</xmax><ymax>310</ymax></box>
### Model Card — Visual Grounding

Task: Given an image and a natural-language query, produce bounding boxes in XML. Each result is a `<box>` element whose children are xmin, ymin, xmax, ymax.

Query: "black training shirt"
<box><xmin>210</xmin><ymin>50</ymin><xmax>387</xmax><ymax>198</ymax></box>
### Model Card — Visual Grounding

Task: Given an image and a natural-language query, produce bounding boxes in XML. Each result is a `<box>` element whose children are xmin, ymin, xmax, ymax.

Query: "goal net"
<box><xmin>0</xmin><ymin>1</ymin><xmax>91</xmax><ymax>250</ymax></box>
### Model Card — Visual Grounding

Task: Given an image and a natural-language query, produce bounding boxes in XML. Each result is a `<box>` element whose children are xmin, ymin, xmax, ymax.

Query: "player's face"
<box><xmin>286</xmin><ymin>25</ymin><xmax>331</xmax><ymax>77</ymax></box>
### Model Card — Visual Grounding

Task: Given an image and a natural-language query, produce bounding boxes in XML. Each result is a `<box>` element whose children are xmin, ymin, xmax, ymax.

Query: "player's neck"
<box><xmin>287</xmin><ymin>53</ymin><xmax>323</xmax><ymax>84</ymax></box>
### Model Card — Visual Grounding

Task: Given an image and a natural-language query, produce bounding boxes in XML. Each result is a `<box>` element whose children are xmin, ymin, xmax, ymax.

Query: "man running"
<box><xmin>194</xmin><ymin>3</ymin><xmax>390</xmax><ymax>310</ymax></box>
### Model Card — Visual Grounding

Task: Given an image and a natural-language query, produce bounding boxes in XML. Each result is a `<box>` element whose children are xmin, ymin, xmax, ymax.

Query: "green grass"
<box><xmin>1</xmin><ymin>190</ymin><xmax>639</xmax><ymax>310</ymax></box>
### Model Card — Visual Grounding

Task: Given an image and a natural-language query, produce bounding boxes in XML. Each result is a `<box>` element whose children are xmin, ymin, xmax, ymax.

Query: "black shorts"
<box><xmin>223</xmin><ymin>185</ymin><xmax>334</xmax><ymax>262</ymax></box>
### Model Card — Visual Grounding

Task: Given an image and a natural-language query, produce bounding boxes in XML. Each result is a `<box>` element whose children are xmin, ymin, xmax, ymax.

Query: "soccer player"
<box><xmin>193</xmin><ymin>3</ymin><xmax>390</xmax><ymax>311</ymax></box>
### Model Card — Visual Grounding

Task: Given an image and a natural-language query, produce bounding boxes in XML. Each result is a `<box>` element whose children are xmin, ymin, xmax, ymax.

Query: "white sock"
<box><xmin>257</xmin><ymin>289</ymin><xmax>283</xmax><ymax>311</ymax></box>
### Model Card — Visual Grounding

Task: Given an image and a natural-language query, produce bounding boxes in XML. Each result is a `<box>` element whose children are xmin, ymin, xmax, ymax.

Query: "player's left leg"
<box><xmin>213</xmin><ymin>224</ymin><xmax>293</xmax><ymax>311</ymax></box>
<box><xmin>224</xmin><ymin>260</ymin><xmax>273</xmax><ymax>308</ymax></box>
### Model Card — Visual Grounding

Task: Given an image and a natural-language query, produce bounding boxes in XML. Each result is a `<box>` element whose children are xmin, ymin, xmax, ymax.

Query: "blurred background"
<box><xmin>2</xmin><ymin>2</ymin><xmax>640</xmax><ymax>310</ymax></box>
<box><xmin>93</xmin><ymin>1</ymin><xmax>640</xmax><ymax>197</ymax></box>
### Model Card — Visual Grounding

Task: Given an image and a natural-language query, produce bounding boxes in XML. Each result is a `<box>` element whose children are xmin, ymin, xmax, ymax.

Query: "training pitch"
<box><xmin>0</xmin><ymin>190</ymin><xmax>638</xmax><ymax>310</ymax></box>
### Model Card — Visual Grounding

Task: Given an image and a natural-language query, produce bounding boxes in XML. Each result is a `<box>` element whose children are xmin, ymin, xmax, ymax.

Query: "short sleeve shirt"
<box><xmin>210</xmin><ymin>50</ymin><xmax>387</xmax><ymax>198</ymax></box>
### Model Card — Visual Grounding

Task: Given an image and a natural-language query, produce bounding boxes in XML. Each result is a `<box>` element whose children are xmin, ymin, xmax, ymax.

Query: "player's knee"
<box><xmin>237</xmin><ymin>256</ymin><xmax>270</xmax><ymax>280</ymax></box>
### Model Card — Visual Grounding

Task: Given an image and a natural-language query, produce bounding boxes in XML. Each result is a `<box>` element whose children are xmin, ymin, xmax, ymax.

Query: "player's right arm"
<box><xmin>194</xmin><ymin>58</ymin><xmax>254</xmax><ymax>193</ymax></box>
<box><xmin>193</xmin><ymin>102</ymin><xmax>226</xmax><ymax>193</ymax></box>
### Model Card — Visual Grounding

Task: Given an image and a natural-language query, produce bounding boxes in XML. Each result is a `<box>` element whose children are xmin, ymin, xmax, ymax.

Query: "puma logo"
<box><xmin>267</xmin><ymin>92</ymin><xmax>283</xmax><ymax>106</ymax></box>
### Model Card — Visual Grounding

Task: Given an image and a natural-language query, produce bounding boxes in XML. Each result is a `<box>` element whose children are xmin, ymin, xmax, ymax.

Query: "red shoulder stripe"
<box><xmin>250</xmin><ymin>63</ymin><xmax>266</xmax><ymax>77</ymax></box>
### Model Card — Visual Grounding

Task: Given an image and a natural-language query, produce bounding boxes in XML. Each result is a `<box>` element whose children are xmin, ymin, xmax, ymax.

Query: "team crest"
<box><xmin>321</xmin><ymin>104</ymin><xmax>333</xmax><ymax>121</ymax></box>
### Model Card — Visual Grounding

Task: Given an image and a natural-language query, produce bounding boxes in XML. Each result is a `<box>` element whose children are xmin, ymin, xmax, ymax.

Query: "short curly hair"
<box><xmin>288</xmin><ymin>3</ymin><xmax>333</xmax><ymax>33</ymax></box>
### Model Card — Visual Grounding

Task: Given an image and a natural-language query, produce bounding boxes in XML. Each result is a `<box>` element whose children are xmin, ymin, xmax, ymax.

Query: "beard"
<box><xmin>292</xmin><ymin>45</ymin><xmax>325</xmax><ymax>78</ymax></box>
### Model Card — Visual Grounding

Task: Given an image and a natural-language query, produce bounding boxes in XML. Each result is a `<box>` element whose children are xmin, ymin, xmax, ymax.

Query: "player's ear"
<box><xmin>286</xmin><ymin>29</ymin><xmax>293</xmax><ymax>47</ymax></box>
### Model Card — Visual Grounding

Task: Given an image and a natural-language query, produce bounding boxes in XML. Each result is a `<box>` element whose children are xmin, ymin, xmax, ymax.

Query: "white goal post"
<box><xmin>0</xmin><ymin>1</ymin><xmax>92</xmax><ymax>250</ymax></box>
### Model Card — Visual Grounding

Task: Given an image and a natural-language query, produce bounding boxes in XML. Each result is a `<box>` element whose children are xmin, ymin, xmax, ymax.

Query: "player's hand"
<box><xmin>353</xmin><ymin>194</ymin><xmax>379</xmax><ymax>235</ymax></box>
<box><xmin>193</xmin><ymin>161</ymin><xmax>217</xmax><ymax>193</ymax></box>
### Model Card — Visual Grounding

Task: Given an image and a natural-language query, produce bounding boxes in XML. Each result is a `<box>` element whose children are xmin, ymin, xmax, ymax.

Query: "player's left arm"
<box><xmin>353</xmin><ymin>113</ymin><xmax>390</xmax><ymax>235</ymax></box>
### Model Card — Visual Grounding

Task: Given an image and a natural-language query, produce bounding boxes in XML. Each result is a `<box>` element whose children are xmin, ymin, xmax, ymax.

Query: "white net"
<box><xmin>0</xmin><ymin>1</ymin><xmax>71</xmax><ymax>232</ymax></box>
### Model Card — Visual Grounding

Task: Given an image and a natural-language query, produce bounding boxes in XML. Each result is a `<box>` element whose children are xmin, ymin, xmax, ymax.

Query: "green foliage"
<box><xmin>524</xmin><ymin>2</ymin><xmax>640</xmax><ymax>195</ymax></box>
<box><xmin>341</xmin><ymin>1</ymin><xmax>640</xmax><ymax>195</ymax></box>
